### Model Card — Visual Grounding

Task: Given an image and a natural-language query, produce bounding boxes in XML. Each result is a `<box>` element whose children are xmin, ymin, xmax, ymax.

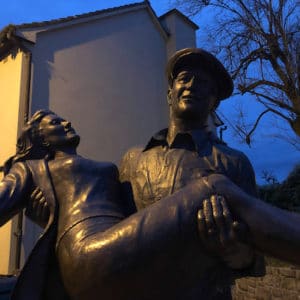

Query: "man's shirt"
<box><xmin>119</xmin><ymin>128</ymin><xmax>264</xmax><ymax>299</ymax></box>
<box><xmin>120</xmin><ymin>128</ymin><xmax>257</xmax><ymax>210</ymax></box>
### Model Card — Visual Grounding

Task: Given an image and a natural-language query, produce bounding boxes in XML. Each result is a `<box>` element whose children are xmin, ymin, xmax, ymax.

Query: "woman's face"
<box><xmin>38</xmin><ymin>113</ymin><xmax>80</xmax><ymax>148</ymax></box>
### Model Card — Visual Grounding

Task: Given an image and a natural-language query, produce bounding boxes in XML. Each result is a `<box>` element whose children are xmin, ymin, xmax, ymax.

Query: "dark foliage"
<box><xmin>259</xmin><ymin>164</ymin><xmax>300</xmax><ymax>211</ymax></box>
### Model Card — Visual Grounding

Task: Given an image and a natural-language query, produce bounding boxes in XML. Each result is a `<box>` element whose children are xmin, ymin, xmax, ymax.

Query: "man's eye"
<box><xmin>177</xmin><ymin>76</ymin><xmax>189</xmax><ymax>83</ymax></box>
<box><xmin>50</xmin><ymin>120</ymin><xmax>60</xmax><ymax>125</ymax></box>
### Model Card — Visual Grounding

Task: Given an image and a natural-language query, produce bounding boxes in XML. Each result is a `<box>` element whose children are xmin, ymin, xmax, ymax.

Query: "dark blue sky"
<box><xmin>1</xmin><ymin>0</ymin><xmax>299</xmax><ymax>184</ymax></box>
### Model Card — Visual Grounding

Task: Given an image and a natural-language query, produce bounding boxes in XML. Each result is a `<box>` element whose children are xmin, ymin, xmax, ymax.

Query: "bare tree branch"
<box><xmin>174</xmin><ymin>0</ymin><xmax>300</xmax><ymax>148</ymax></box>
<box><xmin>244</xmin><ymin>90</ymin><xmax>295</xmax><ymax>113</ymax></box>
<box><xmin>247</xmin><ymin>109</ymin><xmax>271</xmax><ymax>137</ymax></box>
<box><xmin>238</xmin><ymin>79</ymin><xmax>285</xmax><ymax>92</ymax></box>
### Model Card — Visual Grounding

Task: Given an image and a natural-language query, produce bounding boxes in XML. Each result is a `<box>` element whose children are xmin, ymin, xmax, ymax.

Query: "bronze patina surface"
<box><xmin>0</xmin><ymin>110</ymin><xmax>246</xmax><ymax>299</ymax></box>
<box><xmin>0</xmin><ymin>49</ymin><xmax>299</xmax><ymax>300</ymax></box>
<box><xmin>120</xmin><ymin>48</ymin><xmax>264</xmax><ymax>299</ymax></box>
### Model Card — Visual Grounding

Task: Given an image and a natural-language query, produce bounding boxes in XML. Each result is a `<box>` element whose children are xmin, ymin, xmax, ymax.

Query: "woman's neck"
<box><xmin>53</xmin><ymin>147</ymin><xmax>77</xmax><ymax>159</ymax></box>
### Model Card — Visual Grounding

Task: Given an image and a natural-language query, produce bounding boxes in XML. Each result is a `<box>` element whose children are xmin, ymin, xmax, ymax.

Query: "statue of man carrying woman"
<box><xmin>1</xmin><ymin>49</ymin><xmax>300</xmax><ymax>300</ymax></box>
<box><xmin>1</xmin><ymin>109</ymin><xmax>241</xmax><ymax>299</ymax></box>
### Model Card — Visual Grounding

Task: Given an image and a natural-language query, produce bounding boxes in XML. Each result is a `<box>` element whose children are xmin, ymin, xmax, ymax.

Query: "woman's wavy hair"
<box><xmin>4</xmin><ymin>109</ymin><xmax>55</xmax><ymax>174</ymax></box>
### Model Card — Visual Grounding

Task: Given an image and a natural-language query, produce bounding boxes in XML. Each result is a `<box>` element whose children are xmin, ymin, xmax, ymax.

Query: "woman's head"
<box><xmin>15</xmin><ymin>110</ymin><xmax>54</xmax><ymax>161</ymax></box>
<box><xmin>37</xmin><ymin>112</ymin><xmax>80</xmax><ymax>149</ymax></box>
<box><xmin>5</xmin><ymin>110</ymin><xmax>80</xmax><ymax>171</ymax></box>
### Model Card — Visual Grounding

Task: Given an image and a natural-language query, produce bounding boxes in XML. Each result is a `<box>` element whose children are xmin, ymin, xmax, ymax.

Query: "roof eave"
<box><xmin>0</xmin><ymin>40</ymin><xmax>15</xmax><ymax>60</ymax></box>
<box><xmin>14</xmin><ymin>1</ymin><xmax>168</xmax><ymax>42</ymax></box>
<box><xmin>0</xmin><ymin>24</ymin><xmax>35</xmax><ymax>59</ymax></box>
<box><xmin>159</xmin><ymin>9</ymin><xmax>199</xmax><ymax>30</ymax></box>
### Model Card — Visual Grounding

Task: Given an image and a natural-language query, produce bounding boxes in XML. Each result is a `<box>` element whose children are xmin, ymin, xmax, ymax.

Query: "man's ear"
<box><xmin>167</xmin><ymin>88</ymin><xmax>172</xmax><ymax>106</ymax></box>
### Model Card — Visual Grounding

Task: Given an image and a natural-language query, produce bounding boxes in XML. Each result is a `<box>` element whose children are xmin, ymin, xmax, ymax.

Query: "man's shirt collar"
<box><xmin>143</xmin><ymin>127</ymin><xmax>221</xmax><ymax>154</ymax></box>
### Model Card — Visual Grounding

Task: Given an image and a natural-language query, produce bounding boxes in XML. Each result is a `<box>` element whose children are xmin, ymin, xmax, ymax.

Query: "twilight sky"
<box><xmin>0</xmin><ymin>0</ymin><xmax>299</xmax><ymax>184</ymax></box>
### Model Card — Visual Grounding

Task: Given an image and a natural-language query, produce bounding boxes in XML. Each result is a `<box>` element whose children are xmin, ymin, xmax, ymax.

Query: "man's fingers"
<box><xmin>31</xmin><ymin>188</ymin><xmax>47</xmax><ymax>220</ymax></box>
<box><xmin>211</xmin><ymin>195</ymin><xmax>227</xmax><ymax>246</ymax></box>
<box><xmin>219</xmin><ymin>197</ymin><xmax>236</xmax><ymax>241</ymax></box>
<box><xmin>197</xmin><ymin>209</ymin><xmax>207</xmax><ymax>241</ymax></box>
<box><xmin>220</xmin><ymin>197</ymin><xmax>233</xmax><ymax>223</ymax></box>
<box><xmin>232</xmin><ymin>221</ymin><xmax>249</xmax><ymax>243</ymax></box>
<box><xmin>197</xmin><ymin>207</ymin><xmax>222</xmax><ymax>254</ymax></box>
<box><xmin>31</xmin><ymin>189</ymin><xmax>44</xmax><ymax>206</ymax></box>
<box><xmin>41</xmin><ymin>201</ymin><xmax>50</xmax><ymax>224</ymax></box>
<box><xmin>31</xmin><ymin>188</ymin><xmax>39</xmax><ymax>199</ymax></box>
<box><xmin>34</xmin><ymin>190</ymin><xmax>44</xmax><ymax>203</ymax></box>
<box><xmin>203</xmin><ymin>199</ymin><xmax>216</xmax><ymax>235</ymax></box>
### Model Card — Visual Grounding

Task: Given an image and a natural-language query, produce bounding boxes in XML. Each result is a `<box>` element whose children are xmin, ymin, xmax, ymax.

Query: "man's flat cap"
<box><xmin>166</xmin><ymin>48</ymin><xmax>233</xmax><ymax>101</ymax></box>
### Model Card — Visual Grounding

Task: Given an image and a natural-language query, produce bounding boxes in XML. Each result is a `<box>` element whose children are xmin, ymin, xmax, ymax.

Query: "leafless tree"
<box><xmin>173</xmin><ymin>0</ymin><xmax>300</xmax><ymax>145</ymax></box>
<box><xmin>261</xmin><ymin>169</ymin><xmax>279</xmax><ymax>184</ymax></box>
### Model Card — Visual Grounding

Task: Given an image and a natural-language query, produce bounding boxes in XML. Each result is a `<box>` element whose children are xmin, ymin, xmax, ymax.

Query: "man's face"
<box><xmin>39</xmin><ymin>113</ymin><xmax>80</xmax><ymax>148</ymax></box>
<box><xmin>168</xmin><ymin>67</ymin><xmax>218</xmax><ymax>121</ymax></box>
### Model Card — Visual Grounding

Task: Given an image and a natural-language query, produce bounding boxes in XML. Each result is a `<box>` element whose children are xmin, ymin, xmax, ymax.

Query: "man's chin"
<box><xmin>178</xmin><ymin>109</ymin><xmax>209</xmax><ymax>121</ymax></box>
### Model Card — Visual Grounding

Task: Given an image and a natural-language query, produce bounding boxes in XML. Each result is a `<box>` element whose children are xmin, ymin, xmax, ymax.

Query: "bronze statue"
<box><xmin>120</xmin><ymin>48</ymin><xmax>264</xmax><ymax>298</ymax></box>
<box><xmin>1</xmin><ymin>49</ymin><xmax>298</xmax><ymax>300</ymax></box>
<box><xmin>198</xmin><ymin>175</ymin><xmax>300</xmax><ymax>265</ymax></box>
<box><xmin>0</xmin><ymin>109</ymin><xmax>300</xmax><ymax>299</ymax></box>
<box><xmin>0</xmin><ymin>109</ymin><xmax>249</xmax><ymax>300</ymax></box>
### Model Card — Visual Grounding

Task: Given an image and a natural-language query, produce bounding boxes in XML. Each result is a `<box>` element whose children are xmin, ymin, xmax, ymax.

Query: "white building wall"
<box><xmin>160</xmin><ymin>13</ymin><xmax>197</xmax><ymax>58</ymax></box>
<box><xmin>29</xmin><ymin>9</ymin><xmax>169</xmax><ymax>164</ymax></box>
<box><xmin>0</xmin><ymin>51</ymin><xmax>24</xmax><ymax>274</ymax></box>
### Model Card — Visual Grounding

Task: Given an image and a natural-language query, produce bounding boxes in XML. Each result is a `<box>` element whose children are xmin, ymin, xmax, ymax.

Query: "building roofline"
<box><xmin>17</xmin><ymin>2</ymin><xmax>147</xmax><ymax>29</ymax></box>
<box><xmin>159</xmin><ymin>9</ymin><xmax>199</xmax><ymax>30</ymax></box>
<box><xmin>0</xmin><ymin>25</ymin><xmax>27</xmax><ymax>60</ymax></box>
<box><xmin>13</xmin><ymin>1</ymin><xmax>168</xmax><ymax>42</ymax></box>
<box><xmin>0</xmin><ymin>2</ymin><xmax>200</xmax><ymax>58</ymax></box>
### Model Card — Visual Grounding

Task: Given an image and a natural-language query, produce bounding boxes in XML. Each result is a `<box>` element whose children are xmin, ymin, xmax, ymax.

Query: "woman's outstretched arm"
<box><xmin>0</xmin><ymin>162</ymin><xmax>32</xmax><ymax>226</ymax></box>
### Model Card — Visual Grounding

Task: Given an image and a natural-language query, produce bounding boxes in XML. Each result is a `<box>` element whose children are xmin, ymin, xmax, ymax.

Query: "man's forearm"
<box><xmin>208</xmin><ymin>174</ymin><xmax>300</xmax><ymax>264</ymax></box>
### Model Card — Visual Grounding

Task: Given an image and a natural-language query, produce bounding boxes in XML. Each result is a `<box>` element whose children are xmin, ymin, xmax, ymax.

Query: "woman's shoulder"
<box><xmin>75</xmin><ymin>156</ymin><xmax>118</xmax><ymax>175</ymax></box>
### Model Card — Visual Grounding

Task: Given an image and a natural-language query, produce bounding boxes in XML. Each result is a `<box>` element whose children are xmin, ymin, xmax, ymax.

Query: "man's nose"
<box><xmin>63</xmin><ymin>121</ymin><xmax>71</xmax><ymax>128</ymax></box>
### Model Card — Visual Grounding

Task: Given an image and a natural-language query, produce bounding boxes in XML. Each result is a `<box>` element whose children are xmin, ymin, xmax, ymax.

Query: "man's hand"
<box><xmin>197</xmin><ymin>195</ymin><xmax>254</xmax><ymax>269</ymax></box>
<box><xmin>25</xmin><ymin>187</ymin><xmax>50</xmax><ymax>228</ymax></box>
